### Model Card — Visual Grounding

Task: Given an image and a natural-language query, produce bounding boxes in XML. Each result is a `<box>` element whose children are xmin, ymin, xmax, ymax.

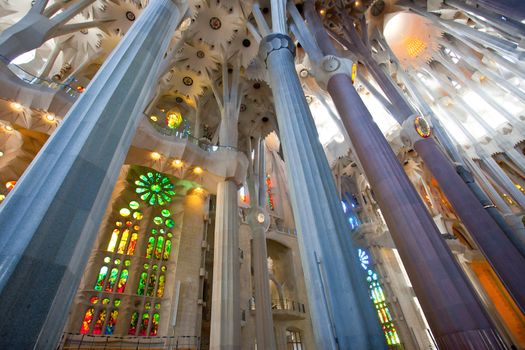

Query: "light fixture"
<box><xmin>6</xmin><ymin>181</ymin><xmax>16</xmax><ymax>191</ymax></box>
<box><xmin>151</xmin><ymin>152</ymin><xmax>161</xmax><ymax>160</ymax></box>
<box><xmin>150</xmin><ymin>115</ymin><xmax>158</xmax><ymax>122</ymax></box>
<box><xmin>319</xmin><ymin>8</ymin><xmax>326</xmax><ymax>15</ymax></box>
<box><xmin>172</xmin><ymin>159</ymin><xmax>183</xmax><ymax>167</ymax></box>
<box><xmin>45</xmin><ymin>114</ymin><xmax>55</xmax><ymax>122</ymax></box>
<box><xmin>10</xmin><ymin>102</ymin><xmax>22</xmax><ymax>111</ymax></box>
<box><xmin>4</xmin><ymin>125</ymin><xmax>13</xmax><ymax>132</ymax></box>
<box><xmin>0</xmin><ymin>151</ymin><xmax>3</xmax><ymax>157</ymax></box>
<box><xmin>0</xmin><ymin>194</ymin><xmax>5</xmax><ymax>201</ymax></box>
<box><xmin>193</xmin><ymin>167</ymin><xmax>203</xmax><ymax>174</ymax></box>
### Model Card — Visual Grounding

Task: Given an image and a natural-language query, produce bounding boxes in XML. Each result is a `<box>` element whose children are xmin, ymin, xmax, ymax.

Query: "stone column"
<box><xmin>210</xmin><ymin>180</ymin><xmax>240</xmax><ymax>350</ymax></box>
<box><xmin>209</xmin><ymin>60</ymin><xmax>243</xmax><ymax>350</ymax></box>
<box><xmin>0</xmin><ymin>0</ymin><xmax>186</xmax><ymax>348</ymax></box>
<box><xmin>261</xmin><ymin>34</ymin><xmax>386</xmax><ymax>350</ymax></box>
<box><xmin>247</xmin><ymin>140</ymin><xmax>276</xmax><ymax>350</ymax></box>
<box><xmin>325</xmin><ymin>67</ymin><xmax>505</xmax><ymax>347</ymax></box>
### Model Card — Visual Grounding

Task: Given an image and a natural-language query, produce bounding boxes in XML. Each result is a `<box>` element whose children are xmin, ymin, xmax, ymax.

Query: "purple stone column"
<box><xmin>327</xmin><ymin>73</ymin><xmax>506</xmax><ymax>349</ymax></box>
<box><xmin>414</xmin><ymin>138</ymin><xmax>525</xmax><ymax>308</ymax></box>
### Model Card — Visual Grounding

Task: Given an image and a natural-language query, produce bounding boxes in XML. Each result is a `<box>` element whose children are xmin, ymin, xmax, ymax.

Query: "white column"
<box><xmin>260</xmin><ymin>34</ymin><xmax>386</xmax><ymax>350</ymax></box>
<box><xmin>0</xmin><ymin>1</ymin><xmax>186</xmax><ymax>348</ymax></box>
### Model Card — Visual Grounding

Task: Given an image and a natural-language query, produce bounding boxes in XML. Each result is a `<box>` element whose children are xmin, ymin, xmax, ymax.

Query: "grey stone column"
<box><xmin>326</xmin><ymin>69</ymin><xmax>506</xmax><ymax>348</ymax></box>
<box><xmin>0</xmin><ymin>0</ymin><xmax>186</xmax><ymax>348</ymax></box>
<box><xmin>261</xmin><ymin>34</ymin><xmax>386</xmax><ymax>350</ymax></box>
<box><xmin>210</xmin><ymin>180</ymin><xmax>241</xmax><ymax>350</ymax></box>
<box><xmin>247</xmin><ymin>140</ymin><xmax>276</xmax><ymax>350</ymax></box>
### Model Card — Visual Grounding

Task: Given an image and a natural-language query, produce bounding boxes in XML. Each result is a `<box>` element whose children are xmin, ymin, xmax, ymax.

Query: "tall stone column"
<box><xmin>247</xmin><ymin>140</ymin><xmax>276</xmax><ymax>350</ymax></box>
<box><xmin>0</xmin><ymin>0</ymin><xmax>186</xmax><ymax>348</ymax></box>
<box><xmin>210</xmin><ymin>180</ymin><xmax>241</xmax><ymax>350</ymax></box>
<box><xmin>325</xmin><ymin>68</ymin><xmax>505</xmax><ymax>348</ymax></box>
<box><xmin>209</xmin><ymin>60</ymin><xmax>243</xmax><ymax>350</ymax></box>
<box><xmin>261</xmin><ymin>34</ymin><xmax>386</xmax><ymax>350</ymax></box>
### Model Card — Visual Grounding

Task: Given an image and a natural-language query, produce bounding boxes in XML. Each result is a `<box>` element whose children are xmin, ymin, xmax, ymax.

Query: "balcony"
<box><xmin>58</xmin><ymin>333</ymin><xmax>200</xmax><ymax>350</ymax></box>
<box><xmin>249</xmin><ymin>298</ymin><xmax>306</xmax><ymax>320</ymax></box>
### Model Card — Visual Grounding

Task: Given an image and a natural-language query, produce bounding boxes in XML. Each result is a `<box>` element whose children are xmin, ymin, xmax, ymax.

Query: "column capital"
<box><xmin>400</xmin><ymin>114</ymin><xmax>433</xmax><ymax>147</ymax></box>
<box><xmin>259</xmin><ymin>33</ymin><xmax>295</xmax><ymax>65</ymax></box>
<box><xmin>311</xmin><ymin>55</ymin><xmax>355</xmax><ymax>90</ymax></box>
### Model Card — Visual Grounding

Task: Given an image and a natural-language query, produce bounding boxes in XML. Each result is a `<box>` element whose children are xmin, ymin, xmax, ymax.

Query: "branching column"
<box><xmin>261</xmin><ymin>34</ymin><xmax>386</xmax><ymax>350</ymax></box>
<box><xmin>209</xmin><ymin>58</ymin><xmax>243</xmax><ymax>350</ymax></box>
<box><xmin>0</xmin><ymin>0</ymin><xmax>186</xmax><ymax>348</ymax></box>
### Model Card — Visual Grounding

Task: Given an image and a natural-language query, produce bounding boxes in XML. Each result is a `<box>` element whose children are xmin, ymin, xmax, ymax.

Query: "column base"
<box><xmin>436</xmin><ymin>328</ymin><xmax>507</xmax><ymax>350</ymax></box>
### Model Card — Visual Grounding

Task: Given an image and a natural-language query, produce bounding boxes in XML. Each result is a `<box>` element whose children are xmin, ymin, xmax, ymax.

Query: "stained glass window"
<box><xmin>105</xmin><ymin>268</ymin><xmax>119</xmax><ymax>292</ymax></box>
<box><xmin>163</xmin><ymin>240</ymin><xmax>171</xmax><ymax>260</ymax></box>
<box><xmin>93</xmin><ymin>309</ymin><xmax>107</xmax><ymax>335</ymax></box>
<box><xmin>357</xmin><ymin>248</ymin><xmax>401</xmax><ymax>346</ymax></box>
<box><xmin>135</xmin><ymin>172</ymin><xmax>175</xmax><ymax>206</ymax></box>
<box><xmin>147</xmin><ymin>273</ymin><xmax>157</xmax><ymax>297</ymax></box>
<box><xmin>80</xmin><ymin>307</ymin><xmax>95</xmax><ymax>334</ymax></box>
<box><xmin>155</xmin><ymin>236</ymin><xmax>164</xmax><ymax>259</ymax></box>
<box><xmin>266</xmin><ymin>175</ymin><xmax>275</xmax><ymax>211</ymax></box>
<box><xmin>107</xmin><ymin>229</ymin><xmax>119</xmax><ymax>252</ymax></box>
<box><xmin>146</xmin><ymin>237</ymin><xmax>155</xmax><ymax>258</ymax></box>
<box><xmin>128</xmin><ymin>312</ymin><xmax>139</xmax><ymax>335</ymax></box>
<box><xmin>137</xmin><ymin>272</ymin><xmax>147</xmax><ymax>295</ymax></box>
<box><xmin>150</xmin><ymin>313</ymin><xmax>160</xmax><ymax>336</ymax></box>
<box><xmin>157</xmin><ymin>275</ymin><xmax>165</xmax><ymax>298</ymax></box>
<box><xmin>139</xmin><ymin>313</ymin><xmax>150</xmax><ymax>336</ymax></box>
<box><xmin>94</xmin><ymin>266</ymin><xmax>108</xmax><ymax>291</ymax></box>
<box><xmin>117</xmin><ymin>229</ymin><xmax>129</xmax><ymax>254</ymax></box>
<box><xmin>117</xmin><ymin>269</ymin><xmax>128</xmax><ymax>293</ymax></box>
<box><xmin>127</xmin><ymin>233</ymin><xmax>138</xmax><ymax>255</ymax></box>
<box><xmin>105</xmin><ymin>310</ymin><xmax>118</xmax><ymax>334</ymax></box>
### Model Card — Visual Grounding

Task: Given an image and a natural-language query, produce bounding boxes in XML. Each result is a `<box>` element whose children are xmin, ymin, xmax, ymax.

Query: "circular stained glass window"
<box><xmin>166</xmin><ymin>110</ymin><xmax>183</xmax><ymax>129</ymax></box>
<box><xmin>151</xmin><ymin>229</ymin><xmax>158</xmax><ymax>235</ymax></box>
<box><xmin>133</xmin><ymin>211</ymin><xmax>143</xmax><ymax>220</ymax></box>
<box><xmin>124</xmin><ymin>260</ymin><xmax>131</xmax><ymax>267</ymax></box>
<box><xmin>134</xmin><ymin>225</ymin><xmax>140</xmax><ymax>230</ymax></box>
<box><xmin>167</xmin><ymin>232</ymin><xmax>173</xmax><ymax>238</ymax></box>
<box><xmin>114</xmin><ymin>299</ymin><xmax>121</xmax><ymax>307</ymax></box>
<box><xmin>115</xmin><ymin>221</ymin><xmax>123</xmax><ymax>227</ymax></box>
<box><xmin>104</xmin><ymin>257</ymin><xmax>111</xmax><ymax>263</ymax></box>
<box><xmin>145</xmin><ymin>302</ymin><xmax>151</xmax><ymax>310</ymax></box>
<box><xmin>161</xmin><ymin>209</ymin><xmax>171</xmax><ymax>217</ymax></box>
<box><xmin>135</xmin><ymin>172</ymin><xmax>175</xmax><ymax>206</ymax></box>
<box><xmin>129</xmin><ymin>201</ymin><xmax>139</xmax><ymax>210</ymax></box>
<box><xmin>153</xmin><ymin>216</ymin><xmax>163</xmax><ymax>225</ymax></box>
<box><xmin>161</xmin><ymin>265</ymin><xmax>167</xmax><ymax>272</ymax></box>
<box><xmin>102</xmin><ymin>298</ymin><xmax>110</xmax><ymax>305</ymax></box>
<box><xmin>120</xmin><ymin>208</ymin><xmax>131</xmax><ymax>217</ymax></box>
<box><xmin>90</xmin><ymin>296</ymin><xmax>99</xmax><ymax>304</ymax></box>
<box><xmin>414</xmin><ymin>116</ymin><xmax>431</xmax><ymax>138</ymax></box>
<box><xmin>155</xmin><ymin>303</ymin><xmax>161</xmax><ymax>309</ymax></box>
<box><xmin>165</xmin><ymin>219</ymin><xmax>175</xmax><ymax>228</ymax></box>
<box><xmin>152</xmin><ymin>265</ymin><xmax>158</xmax><ymax>271</ymax></box>
<box><xmin>144</xmin><ymin>263</ymin><xmax>149</xmax><ymax>269</ymax></box>
<box><xmin>114</xmin><ymin>259</ymin><xmax>121</xmax><ymax>265</ymax></box>
<box><xmin>126</xmin><ymin>221</ymin><xmax>133</xmax><ymax>226</ymax></box>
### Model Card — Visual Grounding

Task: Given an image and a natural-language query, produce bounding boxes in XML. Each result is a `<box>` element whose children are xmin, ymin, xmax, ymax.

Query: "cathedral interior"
<box><xmin>0</xmin><ymin>0</ymin><xmax>524</xmax><ymax>349</ymax></box>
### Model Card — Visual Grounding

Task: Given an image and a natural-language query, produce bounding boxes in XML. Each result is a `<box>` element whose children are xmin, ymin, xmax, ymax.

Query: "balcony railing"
<box><xmin>58</xmin><ymin>333</ymin><xmax>200</xmax><ymax>350</ymax></box>
<box><xmin>0</xmin><ymin>54</ymin><xmax>80</xmax><ymax>98</ymax></box>
<box><xmin>249</xmin><ymin>297</ymin><xmax>306</xmax><ymax>314</ymax></box>
<box><xmin>149</xmin><ymin>123</ymin><xmax>238</xmax><ymax>153</ymax></box>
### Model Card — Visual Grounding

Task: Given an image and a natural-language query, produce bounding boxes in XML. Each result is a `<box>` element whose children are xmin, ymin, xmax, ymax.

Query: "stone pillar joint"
<box><xmin>400</xmin><ymin>114</ymin><xmax>433</xmax><ymax>147</ymax></box>
<box><xmin>259</xmin><ymin>33</ymin><xmax>295</xmax><ymax>65</ymax></box>
<box><xmin>311</xmin><ymin>55</ymin><xmax>355</xmax><ymax>90</ymax></box>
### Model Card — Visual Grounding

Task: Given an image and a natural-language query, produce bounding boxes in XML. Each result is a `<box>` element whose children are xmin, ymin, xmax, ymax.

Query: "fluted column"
<box><xmin>326</xmin><ymin>67</ymin><xmax>505</xmax><ymax>347</ymax></box>
<box><xmin>261</xmin><ymin>34</ymin><xmax>386</xmax><ymax>350</ymax></box>
<box><xmin>247</xmin><ymin>140</ymin><xmax>276</xmax><ymax>350</ymax></box>
<box><xmin>0</xmin><ymin>0</ymin><xmax>186</xmax><ymax>348</ymax></box>
<box><xmin>210</xmin><ymin>180</ymin><xmax>240</xmax><ymax>350</ymax></box>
